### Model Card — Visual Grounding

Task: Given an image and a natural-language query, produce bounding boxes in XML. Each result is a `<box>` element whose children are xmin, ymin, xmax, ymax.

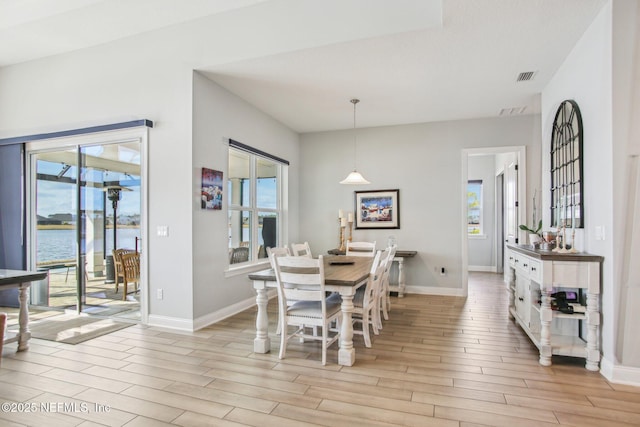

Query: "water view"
<box><xmin>37</xmin><ymin>228</ymin><xmax>141</xmax><ymax>263</ymax></box>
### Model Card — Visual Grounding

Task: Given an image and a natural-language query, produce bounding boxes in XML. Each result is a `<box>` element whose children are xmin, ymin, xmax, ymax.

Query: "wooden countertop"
<box><xmin>327</xmin><ymin>249</ymin><xmax>417</xmax><ymax>257</ymax></box>
<box><xmin>507</xmin><ymin>244</ymin><xmax>604</xmax><ymax>263</ymax></box>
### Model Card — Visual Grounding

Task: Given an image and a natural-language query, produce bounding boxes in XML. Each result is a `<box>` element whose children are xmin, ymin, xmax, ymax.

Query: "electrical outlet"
<box><xmin>440</xmin><ymin>267</ymin><xmax>446</xmax><ymax>276</ymax></box>
<box><xmin>157</xmin><ymin>225</ymin><xmax>169</xmax><ymax>237</ymax></box>
<box><xmin>157</xmin><ymin>289</ymin><xmax>163</xmax><ymax>300</ymax></box>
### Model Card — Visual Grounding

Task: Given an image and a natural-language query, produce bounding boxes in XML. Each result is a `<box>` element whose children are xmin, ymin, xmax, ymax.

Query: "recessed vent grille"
<box><xmin>516</xmin><ymin>71</ymin><xmax>536</xmax><ymax>82</ymax></box>
<box><xmin>499</xmin><ymin>106</ymin><xmax>527</xmax><ymax>116</ymax></box>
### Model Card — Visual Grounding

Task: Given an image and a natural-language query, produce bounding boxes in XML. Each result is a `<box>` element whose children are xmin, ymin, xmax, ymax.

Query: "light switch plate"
<box><xmin>157</xmin><ymin>225</ymin><xmax>169</xmax><ymax>237</ymax></box>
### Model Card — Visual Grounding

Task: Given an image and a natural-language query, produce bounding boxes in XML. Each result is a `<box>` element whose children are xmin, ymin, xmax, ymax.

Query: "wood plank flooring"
<box><xmin>1</xmin><ymin>272</ymin><xmax>639</xmax><ymax>426</ymax></box>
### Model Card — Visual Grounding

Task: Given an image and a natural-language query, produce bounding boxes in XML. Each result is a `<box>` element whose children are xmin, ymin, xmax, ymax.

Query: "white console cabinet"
<box><xmin>506</xmin><ymin>244</ymin><xmax>603</xmax><ymax>371</ymax></box>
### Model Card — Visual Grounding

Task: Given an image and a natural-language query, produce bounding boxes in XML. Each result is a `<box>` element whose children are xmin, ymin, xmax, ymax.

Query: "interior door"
<box><xmin>505</xmin><ymin>161</ymin><xmax>519</xmax><ymax>244</ymax></box>
<box><xmin>496</xmin><ymin>172</ymin><xmax>504</xmax><ymax>273</ymax></box>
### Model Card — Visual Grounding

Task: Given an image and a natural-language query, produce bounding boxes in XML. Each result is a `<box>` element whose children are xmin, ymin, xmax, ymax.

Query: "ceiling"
<box><xmin>0</xmin><ymin>0</ymin><xmax>607</xmax><ymax>133</ymax></box>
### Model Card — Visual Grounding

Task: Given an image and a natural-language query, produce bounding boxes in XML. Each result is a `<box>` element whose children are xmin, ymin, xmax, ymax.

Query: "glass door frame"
<box><xmin>26</xmin><ymin>127</ymin><xmax>149</xmax><ymax>323</ymax></box>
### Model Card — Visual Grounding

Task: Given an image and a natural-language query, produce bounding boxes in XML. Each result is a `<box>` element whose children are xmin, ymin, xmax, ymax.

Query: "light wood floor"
<box><xmin>1</xmin><ymin>272</ymin><xmax>639</xmax><ymax>426</ymax></box>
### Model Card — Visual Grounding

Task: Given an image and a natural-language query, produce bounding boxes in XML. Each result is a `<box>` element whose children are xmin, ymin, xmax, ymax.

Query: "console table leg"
<box><xmin>585</xmin><ymin>291</ymin><xmax>600</xmax><ymax>371</ymax></box>
<box><xmin>539</xmin><ymin>290</ymin><xmax>552</xmax><ymax>366</ymax></box>
<box><xmin>507</xmin><ymin>266</ymin><xmax>515</xmax><ymax>320</ymax></box>
<box><xmin>397</xmin><ymin>257</ymin><xmax>405</xmax><ymax>298</ymax></box>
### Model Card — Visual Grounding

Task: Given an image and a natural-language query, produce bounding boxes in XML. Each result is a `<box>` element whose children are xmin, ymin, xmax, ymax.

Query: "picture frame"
<box><xmin>201</xmin><ymin>167</ymin><xmax>223</xmax><ymax>210</ymax></box>
<box><xmin>355</xmin><ymin>189</ymin><xmax>400</xmax><ymax>229</ymax></box>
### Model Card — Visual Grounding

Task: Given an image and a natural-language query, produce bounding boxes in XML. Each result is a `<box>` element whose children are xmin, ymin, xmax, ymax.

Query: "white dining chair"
<box><xmin>328</xmin><ymin>250</ymin><xmax>383</xmax><ymax>348</ymax></box>
<box><xmin>270</xmin><ymin>254</ymin><xmax>341</xmax><ymax>365</ymax></box>
<box><xmin>267</xmin><ymin>245</ymin><xmax>293</xmax><ymax>335</ymax></box>
<box><xmin>290</xmin><ymin>241</ymin><xmax>312</xmax><ymax>258</ymax></box>
<box><xmin>267</xmin><ymin>245</ymin><xmax>290</xmax><ymax>258</ymax></box>
<box><xmin>346</xmin><ymin>241</ymin><xmax>377</xmax><ymax>257</ymax></box>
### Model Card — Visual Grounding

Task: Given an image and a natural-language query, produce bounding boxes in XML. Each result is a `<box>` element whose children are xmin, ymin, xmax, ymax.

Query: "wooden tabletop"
<box><xmin>327</xmin><ymin>249</ymin><xmax>417</xmax><ymax>258</ymax></box>
<box><xmin>507</xmin><ymin>244</ymin><xmax>604</xmax><ymax>262</ymax></box>
<box><xmin>248</xmin><ymin>255</ymin><xmax>373</xmax><ymax>287</ymax></box>
<box><xmin>0</xmin><ymin>269</ymin><xmax>48</xmax><ymax>287</ymax></box>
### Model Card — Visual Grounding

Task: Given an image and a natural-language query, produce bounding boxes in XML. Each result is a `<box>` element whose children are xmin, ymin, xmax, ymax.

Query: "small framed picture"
<box><xmin>201</xmin><ymin>168</ymin><xmax>223</xmax><ymax>210</ymax></box>
<box><xmin>355</xmin><ymin>189</ymin><xmax>400</xmax><ymax>229</ymax></box>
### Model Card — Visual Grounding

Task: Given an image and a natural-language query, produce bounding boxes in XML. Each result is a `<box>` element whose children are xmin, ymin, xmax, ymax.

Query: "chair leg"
<box><xmin>279</xmin><ymin>321</ymin><xmax>287</xmax><ymax>360</ymax></box>
<box><xmin>362</xmin><ymin>314</ymin><xmax>372</xmax><ymax>348</ymax></box>
<box><xmin>322</xmin><ymin>324</ymin><xmax>328</xmax><ymax>365</ymax></box>
<box><xmin>122</xmin><ymin>280</ymin><xmax>127</xmax><ymax>301</ymax></box>
<box><xmin>382</xmin><ymin>291</ymin><xmax>390</xmax><ymax>320</ymax></box>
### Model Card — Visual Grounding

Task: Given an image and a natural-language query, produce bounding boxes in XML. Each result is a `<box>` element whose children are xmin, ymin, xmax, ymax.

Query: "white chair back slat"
<box><xmin>346</xmin><ymin>241</ymin><xmax>377</xmax><ymax>257</ymax></box>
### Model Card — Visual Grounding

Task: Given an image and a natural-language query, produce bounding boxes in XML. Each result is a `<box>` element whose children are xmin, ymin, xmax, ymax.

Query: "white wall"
<box><xmin>0</xmin><ymin>9</ymin><xmax>303</xmax><ymax>330</ymax></box>
<box><xmin>0</xmin><ymin>31</ymin><xmax>197</xmax><ymax>325</ymax></box>
<box><xmin>300</xmin><ymin>115</ymin><xmax>540</xmax><ymax>294</ymax></box>
<box><xmin>191</xmin><ymin>72</ymin><xmax>300</xmax><ymax>323</ymax></box>
<box><xmin>542</xmin><ymin>0</ymin><xmax>640</xmax><ymax>384</ymax></box>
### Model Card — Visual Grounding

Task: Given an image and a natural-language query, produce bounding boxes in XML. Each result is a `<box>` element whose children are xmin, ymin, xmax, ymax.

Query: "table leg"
<box><xmin>539</xmin><ymin>289</ymin><xmax>552</xmax><ymax>366</ymax></box>
<box><xmin>585</xmin><ymin>291</ymin><xmax>600</xmax><ymax>371</ymax></box>
<box><xmin>338</xmin><ymin>293</ymin><xmax>356</xmax><ymax>366</ymax></box>
<box><xmin>397</xmin><ymin>257</ymin><xmax>405</xmax><ymax>298</ymax></box>
<box><xmin>17</xmin><ymin>284</ymin><xmax>31</xmax><ymax>352</ymax></box>
<box><xmin>253</xmin><ymin>285</ymin><xmax>271</xmax><ymax>353</ymax></box>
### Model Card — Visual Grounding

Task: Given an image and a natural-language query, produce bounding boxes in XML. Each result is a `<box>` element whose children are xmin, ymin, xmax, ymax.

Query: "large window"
<box><xmin>228</xmin><ymin>140</ymin><xmax>286</xmax><ymax>266</ymax></box>
<box><xmin>467</xmin><ymin>180</ymin><xmax>483</xmax><ymax>235</ymax></box>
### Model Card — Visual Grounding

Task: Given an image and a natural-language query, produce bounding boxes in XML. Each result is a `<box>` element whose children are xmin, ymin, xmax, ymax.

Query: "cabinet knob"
<box><xmin>531</xmin><ymin>267</ymin><xmax>537</xmax><ymax>271</ymax></box>
<box><xmin>523</xmin><ymin>263</ymin><xmax>528</xmax><ymax>268</ymax></box>
<box><xmin>518</xmin><ymin>297</ymin><xmax>524</xmax><ymax>301</ymax></box>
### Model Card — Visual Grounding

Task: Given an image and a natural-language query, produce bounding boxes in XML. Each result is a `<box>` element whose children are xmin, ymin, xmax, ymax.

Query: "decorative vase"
<box><xmin>529</xmin><ymin>234</ymin><xmax>542</xmax><ymax>246</ymax></box>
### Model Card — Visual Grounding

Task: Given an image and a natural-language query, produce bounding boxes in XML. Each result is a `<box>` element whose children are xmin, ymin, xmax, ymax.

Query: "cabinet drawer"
<box><xmin>529</xmin><ymin>259</ymin><xmax>541</xmax><ymax>281</ymax></box>
<box><xmin>516</xmin><ymin>255</ymin><xmax>532</xmax><ymax>276</ymax></box>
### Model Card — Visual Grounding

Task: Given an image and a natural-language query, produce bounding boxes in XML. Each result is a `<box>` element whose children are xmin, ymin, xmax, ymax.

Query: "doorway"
<box><xmin>462</xmin><ymin>146</ymin><xmax>526</xmax><ymax>295</ymax></box>
<box><xmin>27</xmin><ymin>129</ymin><xmax>146</xmax><ymax>321</ymax></box>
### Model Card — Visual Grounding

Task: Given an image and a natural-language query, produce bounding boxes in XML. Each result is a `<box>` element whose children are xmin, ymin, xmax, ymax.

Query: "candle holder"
<box><xmin>556</xmin><ymin>225</ymin><xmax>570</xmax><ymax>253</ymax></box>
<box><xmin>338</xmin><ymin>220</ymin><xmax>346</xmax><ymax>252</ymax></box>
<box><xmin>567</xmin><ymin>228</ymin><xmax>577</xmax><ymax>253</ymax></box>
<box><xmin>348</xmin><ymin>219</ymin><xmax>353</xmax><ymax>243</ymax></box>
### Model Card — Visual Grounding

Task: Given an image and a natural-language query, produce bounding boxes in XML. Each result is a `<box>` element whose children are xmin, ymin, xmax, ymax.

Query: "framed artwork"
<box><xmin>355</xmin><ymin>189</ymin><xmax>400</xmax><ymax>229</ymax></box>
<box><xmin>201</xmin><ymin>167</ymin><xmax>223</xmax><ymax>210</ymax></box>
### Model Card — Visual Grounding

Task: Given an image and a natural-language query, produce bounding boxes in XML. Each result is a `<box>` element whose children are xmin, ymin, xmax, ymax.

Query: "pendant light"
<box><xmin>340</xmin><ymin>98</ymin><xmax>370</xmax><ymax>185</ymax></box>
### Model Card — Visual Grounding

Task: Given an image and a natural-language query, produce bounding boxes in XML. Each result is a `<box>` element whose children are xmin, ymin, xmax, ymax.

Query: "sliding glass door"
<box><xmin>29</xmin><ymin>139</ymin><xmax>141</xmax><ymax>318</ymax></box>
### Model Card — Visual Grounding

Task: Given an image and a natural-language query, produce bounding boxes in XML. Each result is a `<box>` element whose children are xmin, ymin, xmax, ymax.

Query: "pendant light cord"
<box><xmin>351</xmin><ymin>98</ymin><xmax>359</xmax><ymax>170</ymax></box>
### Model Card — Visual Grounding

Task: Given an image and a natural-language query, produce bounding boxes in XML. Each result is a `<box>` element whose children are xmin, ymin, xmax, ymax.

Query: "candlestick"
<box><xmin>348</xmin><ymin>221</ymin><xmax>353</xmax><ymax>243</ymax></box>
<box><xmin>340</xmin><ymin>217</ymin><xmax>347</xmax><ymax>227</ymax></box>
<box><xmin>568</xmin><ymin>228</ymin><xmax>577</xmax><ymax>253</ymax></box>
<box><xmin>348</xmin><ymin>212</ymin><xmax>353</xmax><ymax>223</ymax></box>
<box><xmin>339</xmin><ymin>224</ymin><xmax>346</xmax><ymax>251</ymax></box>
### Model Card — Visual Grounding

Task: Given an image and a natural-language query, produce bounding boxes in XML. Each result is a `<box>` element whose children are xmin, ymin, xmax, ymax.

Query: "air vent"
<box><xmin>499</xmin><ymin>106</ymin><xmax>527</xmax><ymax>116</ymax></box>
<box><xmin>516</xmin><ymin>71</ymin><xmax>536</xmax><ymax>82</ymax></box>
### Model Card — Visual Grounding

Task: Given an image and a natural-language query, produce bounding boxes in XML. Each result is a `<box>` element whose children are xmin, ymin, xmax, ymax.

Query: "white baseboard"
<box><xmin>468</xmin><ymin>265</ymin><xmax>497</xmax><ymax>272</ymax></box>
<box><xmin>404</xmin><ymin>285</ymin><xmax>465</xmax><ymax>297</ymax></box>
<box><xmin>147</xmin><ymin>290</ymin><xmax>277</xmax><ymax>332</ymax></box>
<box><xmin>192</xmin><ymin>293</ymin><xmax>265</xmax><ymax>331</ymax></box>
<box><xmin>600</xmin><ymin>357</ymin><xmax>640</xmax><ymax>387</ymax></box>
<box><xmin>146</xmin><ymin>314</ymin><xmax>195</xmax><ymax>332</ymax></box>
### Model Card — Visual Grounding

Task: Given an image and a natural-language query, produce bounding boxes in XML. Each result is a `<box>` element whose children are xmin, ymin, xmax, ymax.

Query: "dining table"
<box><xmin>0</xmin><ymin>269</ymin><xmax>48</xmax><ymax>352</ymax></box>
<box><xmin>248</xmin><ymin>255</ymin><xmax>373</xmax><ymax>366</ymax></box>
